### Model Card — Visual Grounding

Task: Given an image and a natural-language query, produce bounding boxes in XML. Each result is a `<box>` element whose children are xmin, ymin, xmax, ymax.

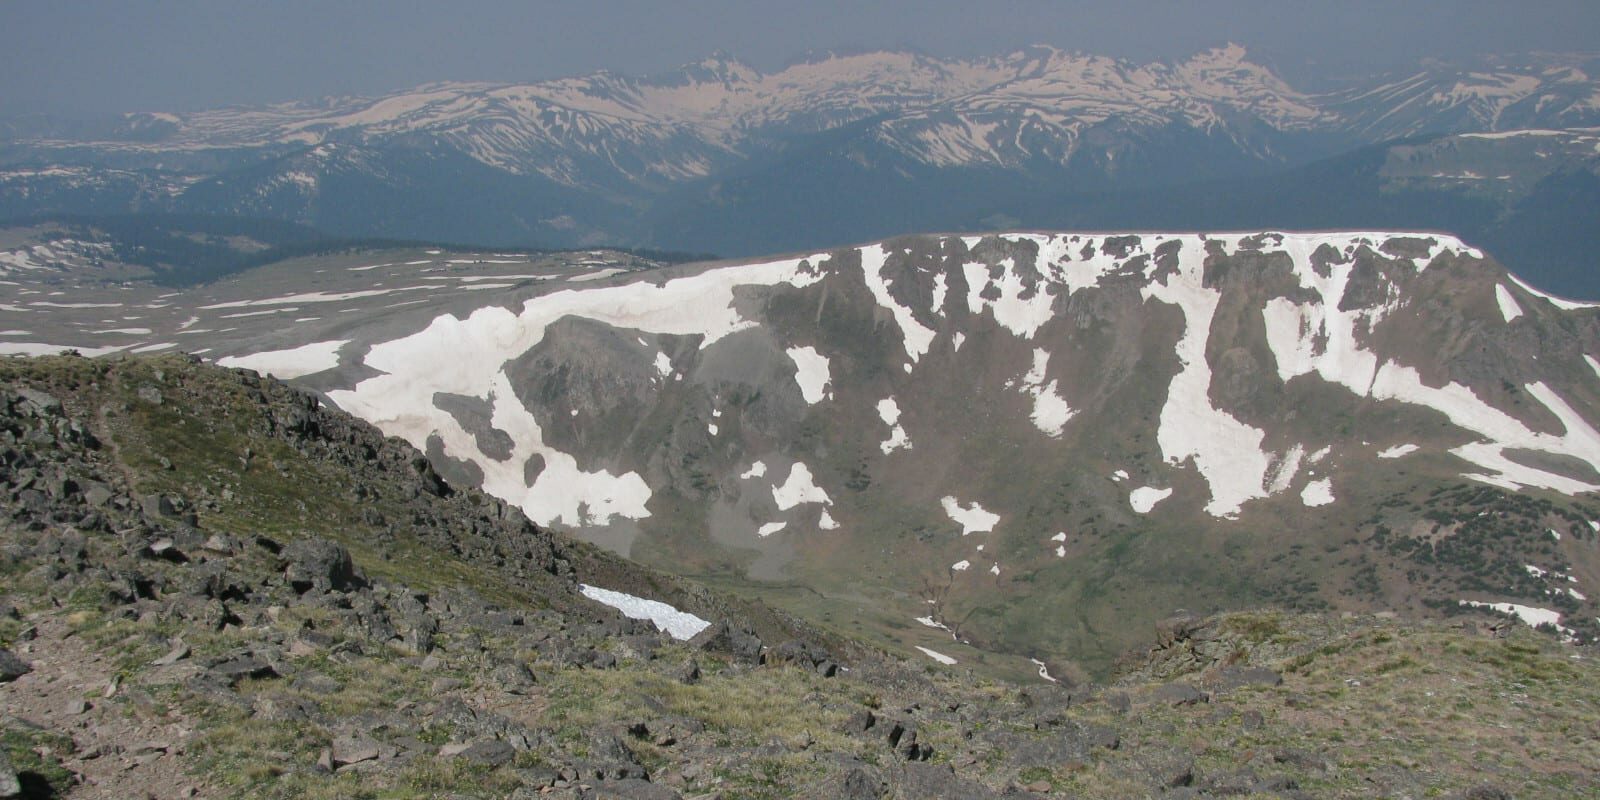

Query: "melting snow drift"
<box><xmin>579</xmin><ymin>585</ymin><xmax>711</xmax><ymax>640</ymax></box>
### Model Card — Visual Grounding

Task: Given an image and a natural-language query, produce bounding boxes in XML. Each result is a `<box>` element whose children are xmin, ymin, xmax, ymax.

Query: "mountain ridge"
<box><xmin>5</xmin><ymin>227</ymin><xmax>1595</xmax><ymax>674</ymax></box>
<box><xmin>5</xmin><ymin>46</ymin><xmax>1598</xmax><ymax>294</ymax></box>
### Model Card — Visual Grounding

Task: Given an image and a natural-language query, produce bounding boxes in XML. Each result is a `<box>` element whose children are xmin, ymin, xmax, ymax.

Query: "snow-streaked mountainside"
<box><xmin>30</xmin><ymin>45</ymin><xmax>1330</xmax><ymax>182</ymax></box>
<box><xmin>5</xmin><ymin>46</ymin><xmax>1600</xmax><ymax>292</ymax></box>
<box><xmin>1326</xmin><ymin>52</ymin><xmax>1600</xmax><ymax>141</ymax></box>
<box><xmin>5</xmin><ymin>230</ymin><xmax>1597</xmax><ymax>669</ymax></box>
<box><xmin>11</xmin><ymin>45</ymin><xmax>1594</xmax><ymax>186</ymax></box>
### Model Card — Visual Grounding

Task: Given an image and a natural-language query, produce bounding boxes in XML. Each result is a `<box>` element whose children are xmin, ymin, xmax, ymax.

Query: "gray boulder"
<box><xmin>0</xmin><ymin>649</ymin><xmax>31</xmax><ymax>682</ymax></box>
<box><xmin>281</xmin><ymin>538</ymin><xmax>364</xmax><ymax>594</ymax></box>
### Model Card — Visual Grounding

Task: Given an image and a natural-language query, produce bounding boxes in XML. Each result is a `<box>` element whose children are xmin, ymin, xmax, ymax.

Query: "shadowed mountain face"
<box><xmin>4</xmin><ymin>48</ymin><xmax>1599</xmax><ymax>295</ymax></box>
<box><xmin>10</xmin><ymin>229</ymin><xmax>1591</xmax><ymax>673</ymax></box>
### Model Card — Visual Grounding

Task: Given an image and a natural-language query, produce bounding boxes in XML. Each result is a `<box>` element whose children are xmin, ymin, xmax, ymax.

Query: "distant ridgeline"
<box><xmin>3</xmin><ymin>47</ymin><xmax>1599</xmax><ymax>295</ymax></box>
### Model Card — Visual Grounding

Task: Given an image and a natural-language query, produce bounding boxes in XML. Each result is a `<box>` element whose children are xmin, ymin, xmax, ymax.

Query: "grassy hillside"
<box><xmin>0</xmin><ymin>354</ymin><xmax>1596</xmax><ymax>799</ymax></box>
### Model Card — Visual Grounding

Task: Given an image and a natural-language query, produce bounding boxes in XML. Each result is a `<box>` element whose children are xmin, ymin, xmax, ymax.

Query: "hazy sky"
<box><xmin>4</xmin><ymin>0</ymin><xmax>1598</xmax><ymax>116</ymax></box>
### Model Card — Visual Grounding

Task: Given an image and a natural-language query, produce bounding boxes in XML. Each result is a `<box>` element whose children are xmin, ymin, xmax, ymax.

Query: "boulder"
<box><xmin>0</xmin><ymin>749</ymin><xmax>20</xmax><ymax>798</ymax></box>
<box><xmin>281</xmin><ymin>538</ymin><xmax>364</xmax><ymax>594</ymax></box>
<box><xmin>892</xmin><ymin>762</ymin><xmax>998</xmax><ymax>800</ymax></box>
<box><xmin>457</xmin><ymin>739</ymin><xmax>516</xmax><ymax>768</ymax></box>
<box><xmin>1211</xmin><ymin>666</ymin><xmax>1283</xmax><ymax>692</ymax></box>
<box><xmin>688</xmin><ymin>620</ymin><xmax>764</xmax><ymax>665</ymax></box>
<box><xmin>0</xmin><ymin>649</ymin><xmax>31</xmax><ymax>682</ymax></box>
<box><xmin>576</xmin><ymin>779</ymin><xmax>681</xmax><ymax>800</ymax></box>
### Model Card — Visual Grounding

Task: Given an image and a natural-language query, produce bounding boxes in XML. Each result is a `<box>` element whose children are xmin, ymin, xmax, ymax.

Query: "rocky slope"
<box><xmin>3</xmin><ymin>353</ymin><xmax>1598</xmax><ymax>799</ymax></box>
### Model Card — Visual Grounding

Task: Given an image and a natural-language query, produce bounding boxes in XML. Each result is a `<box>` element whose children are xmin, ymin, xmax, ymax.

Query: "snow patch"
<box><xmin>876</xmin><ymin>397</ymin><xmax>913</xmax><ymax>454</ymax></box>
<box><xmin>579</xmin><ymin>585</ymin><xmax>710</xmax><ymax>640</ymax></box>
<box><xmin>1018</xmin><ymin>348</ymin><xmax>1075</xmax><ymax>437</ymax></box>
<box><xmin>951</xmin><ymin>560</ymin><xmax>971</xmax><ymax>572</ymax></box>
<box><xmin>860</xmin><ymin>245</ymin><xmax>936</xmax><ymax>363</ymax></box>
<box><xmin>1129</xmin><ymin>486</ymin><xmax>1173</xmax><ymax>514</ymax></box>
<box><xmin>201</xmin><ymin>288</ymin><xmax>423</xmax><ymax>309</ymax></box>
<box><xmin>1030</xmin><ymin>658</ymin><xmax>1058</xmax><ymax>683</ymax></box>
<box><xmin>757</xmin><ymin>521</ymin><xmax>787</xmax><ymax>537</ymax></box>
<box><xmin>0</xmin><ymin>342</ymin><xmax>127</xmax><ymax>357</ymax></box>
<box><xmin>1459</xmin><ymin>600</ymin><xmax>1572</xmax><ymax>638</ymax></box>
<box><xmin>1144</xmin><ymin>236</ymin><xmax>1273</xmax><ymax>517</ymax></box>
<box><xmin>1378</xmin><ymin>444</ymin><xmax>1420</xmax><ymax>459</ymax></box>
<box><xmin>915</xmin><ymin>646</ymin><xmax>957</xmax><ymax>665</ymax></box>
<box><xmin>787</xmin><ymin>346</ymin><xmax>831</xmax><ymax>404</ymax></box>
<box><xmin>327</xmin><ymin>253</ymin><xmax>829</xmax><ymax>527</ymax></box>
<box><xmin>1506</xmin><ymin>273</ymin><xmax>1600</xmax><ymax>311</ymax></box>
<box><xmin>216</xmin><ymin>340</ymin><xmax>346</xmax><ymax>379</ymax></box>
<box><xmin>818</xmin><ymin>509</ymin><xmax>840</xmax><ymax>530</ymax></box>
<box><xmin>1495</xmin><ymin>284</ymin><xmax>1523</xmax><ymax>323</ymax></box>
<box><xmin>963</xmin><ymin>257</ymin><xmax>1057</xmax><ymax>338</ymax></box>
<box><xmin>773</xmin><ymin>462</ymin><xmax>830</xmax><ymax>510</ymax></box>
<box><xmin>941</xmin><ymin>496</ymin><xmax>1000</xmax><ymax>536</ymax></box>
<box><xmin>1300</xmin><ymin>478</ymin><xmax>1336</xmax><ymax>507</ymax></box>
<box><xmin>739</xmin><ymin>461</ymin><xmax>767</xmax><ymax>480</ymax></box>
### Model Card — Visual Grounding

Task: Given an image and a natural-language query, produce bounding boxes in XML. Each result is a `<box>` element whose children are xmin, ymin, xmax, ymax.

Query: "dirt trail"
<box><xmin>2</xmin><ymin>613</ymin><xmax>211</xmax><ymax>800</ymax></box>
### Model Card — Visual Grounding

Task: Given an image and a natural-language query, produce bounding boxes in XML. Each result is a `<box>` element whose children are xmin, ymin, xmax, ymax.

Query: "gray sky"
<box><xmin>4</xmin><ymin>0</ymin><xmax>1598</xmax><ymax>116</ymax></box>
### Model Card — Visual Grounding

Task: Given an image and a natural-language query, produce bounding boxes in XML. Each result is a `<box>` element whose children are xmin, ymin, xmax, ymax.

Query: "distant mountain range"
<box><xmin>3</xmin><ymin>46</ymin><xmax>1599</xmax><ymax>295</ymax></box>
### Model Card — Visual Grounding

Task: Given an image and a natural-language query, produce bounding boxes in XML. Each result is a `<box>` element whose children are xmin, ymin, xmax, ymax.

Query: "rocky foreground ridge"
<box><xmin>1</xmin><ymin>353</ymin><xmax>1597</xmax><ymax>799</ymax></box>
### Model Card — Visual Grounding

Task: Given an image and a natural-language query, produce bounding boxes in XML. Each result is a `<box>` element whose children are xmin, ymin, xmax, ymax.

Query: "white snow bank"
<box><xmin>215</xmin><ymin>340</ymin><xmax>347</xmax><ymax>379</ymax></box>
<box><xmin>757</xmin><ymin>521</ymin><xmax>788</xmax><ymax>537</ymax></box>
<box><xmin>326</xmin><ymin>253</ymin><xmax>828</xmax><ymax>528</ymax></box>
<box><xmin>915</xmin><ymin>646</ymin><xmax>957</xmax><ymax>665</ymax></box>
<box><xmin>773</xmin><ymin>462</ymin><xmax>831</xmax><ymax>510</ymax></box>
<box><xmin>1129</xmin><ymin>486</ymin><xmax>1173</xmax><ymax>513</ymax></box>
<box><xmin>0</xmin><ymin>342</ymin><xmax>127</xmax><ymax>357</ymax></box>
<box><xmin>941</xmin><ymin>496</ymin><xmax>1000</xmax><ymax>535</ymax></box>
<box><xmin>1300</xmin><ymin>478</ymin><xmax>1335</xmax><ymax>507</ymax></box>
<box><xmin>963</xmin><ymin>256</ymin><xmax>1058</xmax><ymax>339</ymax></box>
<box><xmin>1030</xmin><ymin>658</ymin><xmax>1058</xmax><ymax>683</ymax></box>
<box><xmin>1506</xmin><ymin>274</ymin><xmax>1600</xmax><ymax>311</ymax></box>
<box><xmin>861</xmin><ymin>245</ymin><xmax>936</xmax><ymax>363</ymax></box>
<box><xmin>877</xmin><ymin>397</ymin><xmax>913</xmax><ymax>453</ymax></box>
<box><xmin>579</xmin><ymin>585</ymin><xmax>711</xmax><ymax>640</ymax></box>
<box><xmin>1018</xmin><ymin>348</ymin><xmax>1074</xmax><ymax>437</ymax></box>
<box><xmin>1378</xmin><ymin>444</ymin><xmax>1419</xmax><ymax>459</ymax></box>
<box><xmin>1143</xmin><ymin>236</ymin><xmax>1272</xmax><ymax>517</ymax></box>
<box><xmin>201</xmin><ymin>288</ymin><xmax>422</xmax><ymax>309</ymax></box>
<box><xmin>787</xmin><ymin>346</ymin><xmax>831</xmax><ymax>404</ymax></box>
<box><xmin>1495</xmin><ymin>284</ymin><xmax>1523</xmax><ymax>323</ymax></box>
<box><xmin>1459</xmin><ymin>600</ymin><xmax>1570</xmax><ymax>636</ymax></box>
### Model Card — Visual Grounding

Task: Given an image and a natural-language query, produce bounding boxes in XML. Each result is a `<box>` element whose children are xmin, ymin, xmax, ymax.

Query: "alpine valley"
<box><xmin>4</xmin><ymin>229</ymin><xmax>1598</xmax><ymax>679</ymax></box>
